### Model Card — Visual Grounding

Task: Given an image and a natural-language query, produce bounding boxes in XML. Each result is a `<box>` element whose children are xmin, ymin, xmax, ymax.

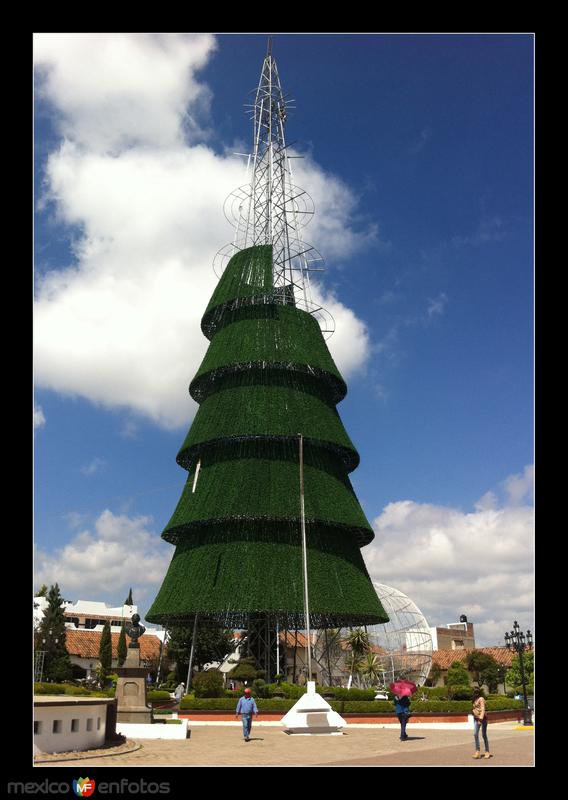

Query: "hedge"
<box><xmin>178</xmin><ymin>697</ymin><xmax>525</xmax><ymax>713</ymax></box>
<box><xmin>34</xmin><ymin>682</ymin><xmax>113</xmax><ymax>698</ymax></box>
<box><xmin>317</xmin><ymin>687</ymin><xmax>377</xmax><ymax>701</ymax></box>
<box><xmin>147</xmin><ymin>690</ymin><xmax>173</xmax><ymax>703</ymax></box>
<box><xmin>180</xmin><ymin>697</ymin><xmax>294</xmax><ymax>712</ymax></box>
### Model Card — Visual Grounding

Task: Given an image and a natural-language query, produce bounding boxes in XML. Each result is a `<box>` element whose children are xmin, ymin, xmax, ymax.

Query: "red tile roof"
<box><xmin>432</xmin><ymin>647</ymin><xmax>518</xmax><ymax>670</ymax></box>
<box><xmin>65</xmin><ymin>629</ymin><xmax>161</xmax><ymax>662</ymax></box>
<box><xmin>278</xmin><ymin>631</ymin><xmax>313</xmax><ymax>648</ymax></box>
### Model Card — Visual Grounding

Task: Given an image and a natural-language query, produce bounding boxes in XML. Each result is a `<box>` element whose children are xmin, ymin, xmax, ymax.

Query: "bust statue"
<box><xmin>125</xmin><ymin>613</ymin><xmax>146</xmax><ymax>648</ymax></box>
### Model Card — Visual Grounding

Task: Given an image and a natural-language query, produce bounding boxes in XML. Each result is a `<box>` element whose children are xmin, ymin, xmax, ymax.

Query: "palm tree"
<box><xmin>343</xmin><ymin>628</ymin><xmax>371</xmax><ymax>688</ymax></box>
<box><xmin>360</xmin><ymin>652</ymin><xmax>384</xmax><ymax>688</ymax></box>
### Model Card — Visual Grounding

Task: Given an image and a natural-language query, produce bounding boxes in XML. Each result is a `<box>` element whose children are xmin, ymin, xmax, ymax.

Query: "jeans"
<box><xmin>398</xmin><ymin>713</ymin><xmax>409</xmax><ymax>739</ymax></box>
<box><xmin>474</xmin><ymin>717</ymin><xmax>489</xmax><ymax>752</ymax></box>
<box><xmin>241</xmin><ymin>714</ymin><xmax>253</xmax><ymax>739</ymax></box>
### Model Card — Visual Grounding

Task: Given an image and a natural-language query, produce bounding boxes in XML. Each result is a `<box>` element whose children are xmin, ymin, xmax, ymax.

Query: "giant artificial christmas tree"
<box><xmin>146</xmin><ymin>43</ymin><xmax>387</xmax><ymax>676</ymax></box>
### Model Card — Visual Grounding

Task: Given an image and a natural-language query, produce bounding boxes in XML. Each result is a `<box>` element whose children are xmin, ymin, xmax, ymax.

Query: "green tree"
<box><xmin>37</xmin><ymin>584</ymin><xmax>73</xmax><ymax>682</ymax></box>
<box><xmin>445</xmin><ymin>660</ymin><xmax>471</xmax><ymax>691</ymax></box>
<box><xmin>35</xmin><ymin>584</ymin><xmax>49</xmax><ymax>597</ymax></box>
<box><xmin>505</xmin><ymin>651</ymin><xmax>534</xmax><ymax>695</ymax></box>
<box><xmin>425</xmin><ymin>663</ymin><xmax>442</xmax><ymax>687</ymax></box>
<box><xmin>124</xmin><ymin>588</ymin><xmax>133</xmax><ymax>606</ymax></box>
<box><xmin>192</xmin><ymin>670</ymin><xmax>225</xmax><ymax>698</ymax></box>
<box><xmin>166</xmin><ymin>621</ymin><xmax>234</xmax><ymax>682</ymax></box>
<box><xmin>117</xmin><ymin>622</ymin><xmax>128</xmax><ymax>667</ymax></box>
<box><xmin>227</xmin><ymin>656</ymin><xmax>261</xmax><ymax>683</ymax></box>
<box><xmin>98</xmin><ymin>620</ymin><xmax>113</xmax><ymax>687</ymax></box>
<box><xmin>466</xmin><ymin>651</ymin><xmax>501</xmax><ymax>691</ymax></box>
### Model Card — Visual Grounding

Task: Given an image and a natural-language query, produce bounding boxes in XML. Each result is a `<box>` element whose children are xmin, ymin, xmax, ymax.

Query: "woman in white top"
<box><xmin>472</xmin><ymin>688</ymin><xmax>492</xmax><ymax>759</ymax></box>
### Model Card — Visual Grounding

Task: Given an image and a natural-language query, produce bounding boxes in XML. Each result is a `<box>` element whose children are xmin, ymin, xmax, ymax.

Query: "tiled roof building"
<box><xmin>432</xmin><ymin>647</ymin><xmax>515</xmax><ymax>671</ymax></box>
<box><xmin>64</xmin><ymin>629</ymin><xmax>162</xmax><ymax>679</ymax></box>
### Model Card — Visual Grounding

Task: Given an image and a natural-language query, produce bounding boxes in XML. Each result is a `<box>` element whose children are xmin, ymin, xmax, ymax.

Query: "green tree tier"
<box><xmin>146</xmin><ymin>244</ymin><xmax>387</xmax><ymax>629</ymax></box>
<box><xmin>164</xmin><ymin>442</ymin><xmax>371</xmax><ymax>545</ymax></box>
<box><xmin>178</xmin><ymin>377</ymin><xmax>359</xmax><ymax>471</ymax></box>
<box><xmin>146</xmin><ymin>525</ymin><xmax>384</xmax><ymax>630</ymax></box>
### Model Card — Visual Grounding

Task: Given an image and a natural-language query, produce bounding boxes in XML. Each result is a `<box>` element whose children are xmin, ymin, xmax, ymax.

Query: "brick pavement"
<box><xmin>38</xmin><ymin>723</ymin><xmax>534</xmax><ymax>767</ymax></box>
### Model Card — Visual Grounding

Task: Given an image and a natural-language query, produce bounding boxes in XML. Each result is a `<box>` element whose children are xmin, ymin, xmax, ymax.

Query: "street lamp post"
<box><xmin>505</xmin><ymin>621</ymin><xmax>533</xmax><ymax>726</ymax></box>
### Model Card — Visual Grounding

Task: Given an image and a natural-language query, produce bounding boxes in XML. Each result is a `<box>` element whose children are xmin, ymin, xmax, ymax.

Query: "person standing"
<box><xmin>235</xmin><ymin>687</ymin><xmax>258</xmax><ymax>742</ymax></box>
<box><xmin>174</xmin><ymin>681</ymin><xmax>185</xmax><ymax>711</ymax></box>
<box><xmin>394</xmin><ymin>694</ymin><xmax>411</xmax><ymax>741</ymax></box>
<box><xmin>472</xmin><ymin>688</ymin><xmax>492</xmax><ymax>759</ymax></box>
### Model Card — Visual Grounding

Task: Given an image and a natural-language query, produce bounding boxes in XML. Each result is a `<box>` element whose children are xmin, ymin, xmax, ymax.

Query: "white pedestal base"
<box><xmin>280</xmin><ymin>682</ymin><xmax>346</xmax><ymax>735</ymax></box>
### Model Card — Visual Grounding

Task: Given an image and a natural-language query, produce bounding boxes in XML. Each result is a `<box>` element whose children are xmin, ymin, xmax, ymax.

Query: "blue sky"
<box><xmin>34</xmin><ymin>34</ymin><xmax>534</xmax><ymax>646</ymax></box>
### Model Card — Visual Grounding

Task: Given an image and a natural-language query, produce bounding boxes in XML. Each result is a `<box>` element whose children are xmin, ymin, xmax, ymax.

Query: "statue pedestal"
<box><xmin>116</xmin><ymin>646</ymin><xmax>152</xmax><ymax>724</ymax></box>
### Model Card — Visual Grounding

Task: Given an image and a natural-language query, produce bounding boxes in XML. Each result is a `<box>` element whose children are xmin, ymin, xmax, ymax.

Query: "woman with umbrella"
<box><xmin>390</xmin><ymin>679</ymin><xmax>417</xmax><ymax>741</ymax></box>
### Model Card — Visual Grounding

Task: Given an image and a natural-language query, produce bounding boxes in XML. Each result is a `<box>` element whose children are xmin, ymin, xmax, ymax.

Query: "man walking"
<box><xmin>235</xmin><ymin>687</ymin><xmax>258</xmax><ymax>741</ymax></box>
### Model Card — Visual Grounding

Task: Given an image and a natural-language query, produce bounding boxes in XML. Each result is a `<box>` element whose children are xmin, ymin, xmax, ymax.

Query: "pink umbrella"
<box><xmin>389</xmin><ymin>680</ymin><xmax>418</xmax><ymax>697</ymax></box>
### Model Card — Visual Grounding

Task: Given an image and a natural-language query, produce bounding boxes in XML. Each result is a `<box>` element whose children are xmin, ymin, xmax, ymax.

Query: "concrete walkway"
<box><xmin>38</xmin><ymin>722</ymin><xmax>534</xmax><ymax>767</ymax></box>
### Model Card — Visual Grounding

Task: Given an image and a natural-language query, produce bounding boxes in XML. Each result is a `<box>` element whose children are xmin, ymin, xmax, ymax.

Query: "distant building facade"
<box><xmin>429</xmin><ymin>614</ymin><xmax>476</xmax><ymax>650</ymax></box>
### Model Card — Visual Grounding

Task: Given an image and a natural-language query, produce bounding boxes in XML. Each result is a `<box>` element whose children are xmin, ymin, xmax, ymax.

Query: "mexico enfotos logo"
<box><xmin>7</xmin><ymin>778</ymin><xmax>170</xmax><ymax>794</ymax></box>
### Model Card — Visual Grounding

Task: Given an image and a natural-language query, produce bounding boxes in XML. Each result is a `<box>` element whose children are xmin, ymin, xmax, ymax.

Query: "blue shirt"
<box><xmin>394</xmin><ymin>696</ymin><xmax>410</xmax><ymax>715</ymax></box>
<box><xmin>236</xmin><ymin>696</ymin><xmax>258</xmax><ymax>716</ymax></box>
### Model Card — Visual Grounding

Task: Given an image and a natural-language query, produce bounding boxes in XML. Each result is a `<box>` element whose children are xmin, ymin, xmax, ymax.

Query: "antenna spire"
<box><xmin>214</xmin><ymin>45</ymin><xmax>335</xmax><ymax>338</ymax></box>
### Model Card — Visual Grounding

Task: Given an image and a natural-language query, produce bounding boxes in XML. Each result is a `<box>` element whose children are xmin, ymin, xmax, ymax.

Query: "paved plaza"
<box><xmin>38</xmin><ymin>722</ymin><xmax>534</xmax><ymax>767</ymax></box>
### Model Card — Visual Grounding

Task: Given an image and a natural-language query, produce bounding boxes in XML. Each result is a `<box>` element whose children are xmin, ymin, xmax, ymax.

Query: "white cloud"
<box><xmin>34</xmin><ymin>509</ymin><xmax>172</xmax><ymax>608</ymax></box>
<box><xmin>291</xmin><ymin>153</ymin><xmax>379</xmax><ymax>260</ymax></box>
<box><xmin>426</xmin><ymin>292</ymin><xmax>448</xmax><ymax>319</ymax></box>
<box><xmin>34</xmin><ymin>403</ymin><xmax>46</xmax><ymax>430</ymax></box>
<box><xmin>64</xmin><ymin>511</ymin><xmax>89</xmax><ymax>530</ymax></box>
<box><xmin>364</xmin><ymin>465</ymin><xmax>535</xmax><ymax>646</ymax></box>
<box><xmin>34</xmin><ymin>33</ymin><xmax>216</xmax><ymax>151</ymax></box>
<box><xmin>451</xmin><ymin>216</ymin><xmax>506</xmax><ymax>248</ymax></box>
<box><xmin>34</xmin><ymin>33</ymin><xmax>376</xmax><ymax>429</ymax></box>
<box><xmin>312</xmin><ymin>283</ymin><xmax>371</xmax><ymax>379</ymax></box>
<box><xmin>80</xmin><ymin>457</ymin><xmax>107</xmax><ymax>477</ymax></box>
<box><xmin>503</xmin><ymin>464</ymin><xmax>534</xmax><ymax>507</ymax></box>
<box><xmin>119</xmin><ymin>419</ymin><xmax>139</xmax><ymax>440</ymax></box>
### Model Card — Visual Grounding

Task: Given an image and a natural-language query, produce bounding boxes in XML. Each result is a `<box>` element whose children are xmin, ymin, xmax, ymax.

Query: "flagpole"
<box><xmin>186</xmin><ymin>613</ymin><xmax>199</xmax><ymax>689</ymax></box>
<box><xmin>299</xmin><ymin>434</ymin><xmax>312</xmax><ymax>680</ymax></box>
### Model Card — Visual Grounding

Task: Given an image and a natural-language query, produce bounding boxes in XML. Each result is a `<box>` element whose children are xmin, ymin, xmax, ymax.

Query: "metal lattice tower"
<box><xmin>215</xmin><ymin>39</ymin><xmax>335</xmax><ymax>338</ymax></box>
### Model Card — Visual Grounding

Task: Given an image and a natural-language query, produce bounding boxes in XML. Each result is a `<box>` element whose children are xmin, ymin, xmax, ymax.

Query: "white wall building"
<box><xmin>33</xmin><ymin>597</ymin><xmax>166</xmax><ymax>642</ymax></box>
<box><xmin>34</xmin><ymin>696</ymin><xmax>115</xmax><ymax>754</ymax></box>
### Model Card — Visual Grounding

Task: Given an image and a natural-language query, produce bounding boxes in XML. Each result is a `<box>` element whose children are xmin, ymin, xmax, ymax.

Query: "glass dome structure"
<box><xmin>365</xmin><ymin>582</ymin><xmax>433</xmax><ymax>687</ymax></box>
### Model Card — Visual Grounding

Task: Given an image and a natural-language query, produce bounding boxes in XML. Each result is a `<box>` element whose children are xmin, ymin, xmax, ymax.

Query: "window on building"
<box><xmin>452</xmin><ymin>640</ymin><xmax>465</xmax><ymax>649</ymax></box>
<box><xmin>86</xmin><ymin>718</ymin><xmax>93</xmax><ymax>731</ymax></box>
<box><xmin>71</xmin><ymin>719</ymin><xmax>80</xmax><ymax>732</ymax></box>
<box><xmin>97</xmin><ymin>717</ymin><xmax>101</xmax><ymax>730</ymax></box>
<box><xmin>66</xmin><ymin>617</ymin><xmax>80</xmax><ymax>628</ymax></box>
<box><xmin>52</xmin><ymin>720</ymin><xmax>62</xmax><ymax>733</ymax></box>
<box><xmin>111</xmin><ymin>620</ymin><xmax>122</xmax><ymax>627</ymax></box>
<box><xmin>34</xmin><ymin>721</ymin><xmax>42</xmax><ymax>735</ymax></box>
